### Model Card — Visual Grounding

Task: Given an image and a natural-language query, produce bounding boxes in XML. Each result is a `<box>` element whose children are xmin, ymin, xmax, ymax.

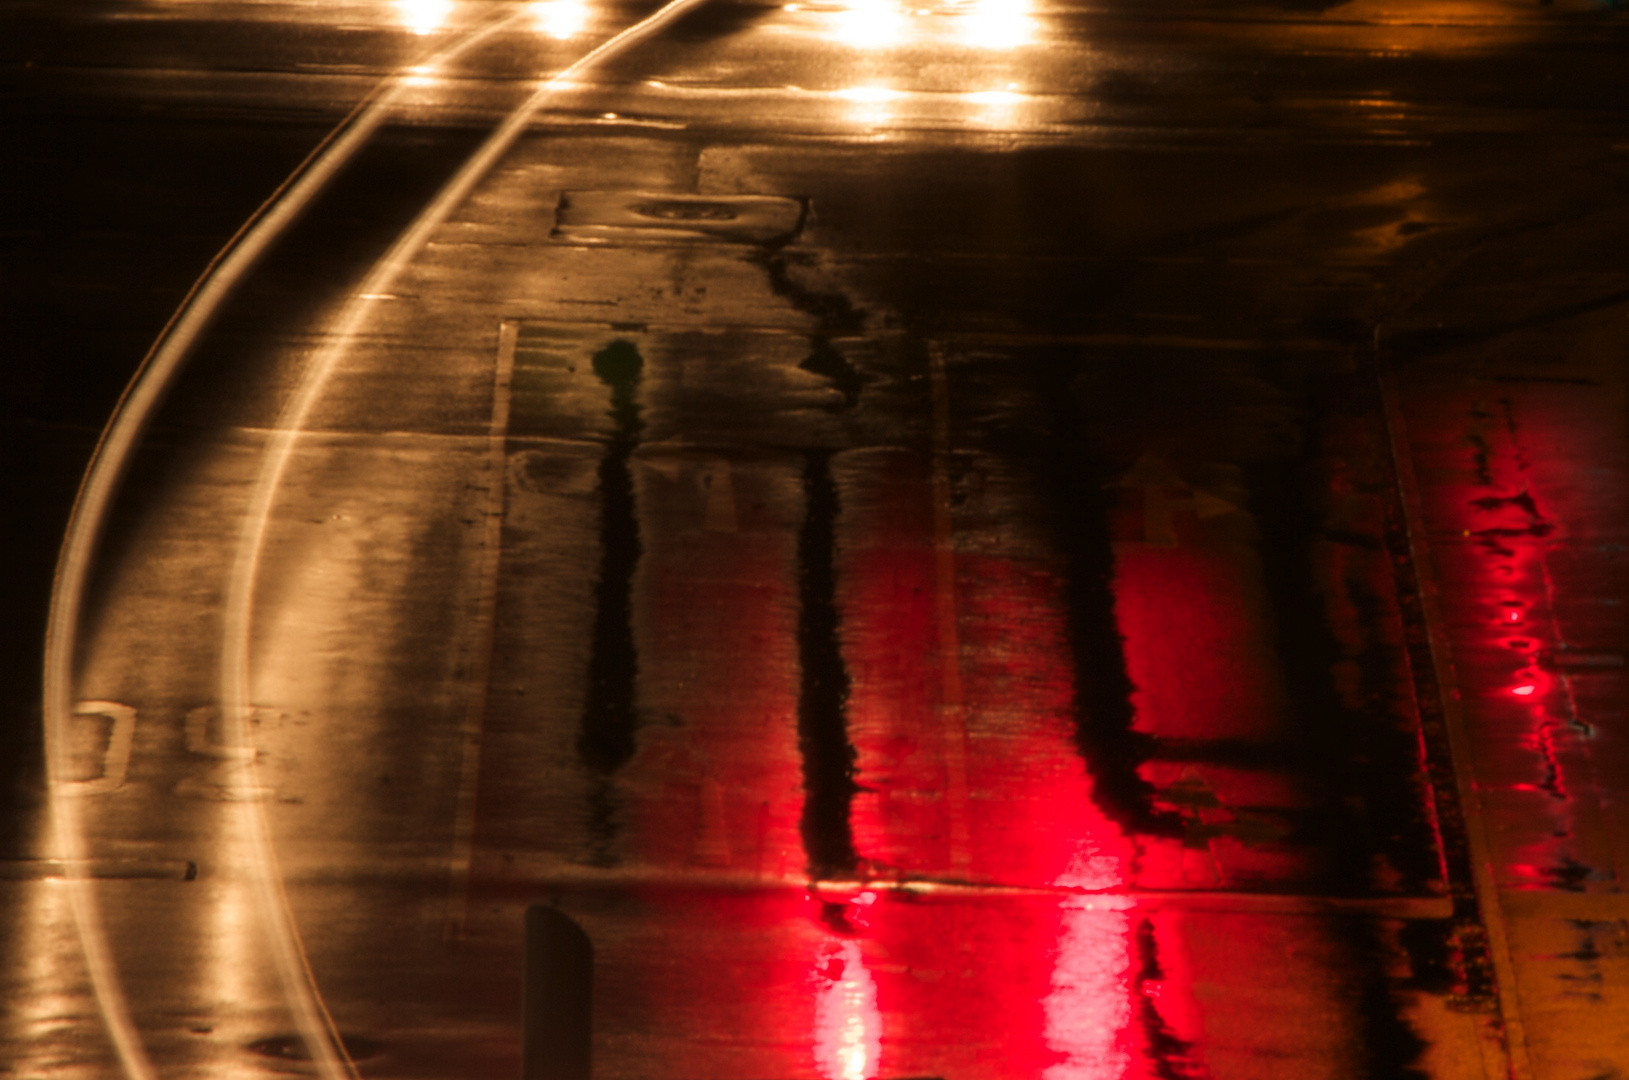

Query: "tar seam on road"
<box><xmin>577</xmin><ymin>340</ymin><xmax>647</xmax><ymax>864</ymax></box>
<box><xmin>443</xmin><ymin>319</ymin><xmax>519</xmax><ymax>942</ymax></box>
<box><xmin>578</xmin><ymin>338</ymin><xmax>645</xmax><ymax>776</ymax></box>
<box><xmin>798</xmin><ymin>449</ymin><xmax>860</xmax><ymax>879</ymax></box>
<box><xmin>42</xmin><ymin>1</ymin><xmax>723</xmax><ymax>1077</ymax></box>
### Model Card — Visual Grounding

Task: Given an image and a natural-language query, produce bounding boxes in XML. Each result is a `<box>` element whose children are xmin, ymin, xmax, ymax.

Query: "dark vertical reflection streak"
<box><xmin>1244</xmin><ymin>372</ymin><xmax>1429</xmax><ymax>1076</ymax></box>
<box><xmin>1033</xmin><ymin>350</ymin><xmax>1180</xmax><ymax>839</ymax></box>
<box><xmin>579</xmin><ymin>340</ymin><xmax>646</xmax><ymax>860</ymax></box>
<box><xmin>1134</xmin><ymin>919</ymin><xmax>1207</xmax><ymax>1080</ymax></box>
<box><xmin>798</xmin><ymin>449</ymin><xmax>858</xmax><ymax>879</ymax></box>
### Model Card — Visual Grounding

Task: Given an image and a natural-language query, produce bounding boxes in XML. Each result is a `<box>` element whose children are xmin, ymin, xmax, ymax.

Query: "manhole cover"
<box><xmin>552</xmin><ymin>190</ymin><xmax>805</xmax><ymax>245</ymax></box>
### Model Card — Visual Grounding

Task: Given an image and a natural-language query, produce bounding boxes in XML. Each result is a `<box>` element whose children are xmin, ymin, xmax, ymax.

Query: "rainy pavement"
<box><xmin>4</xmin><ymin>1</ymin><xmax>1629</xmax><ymax>1078</ymax></box>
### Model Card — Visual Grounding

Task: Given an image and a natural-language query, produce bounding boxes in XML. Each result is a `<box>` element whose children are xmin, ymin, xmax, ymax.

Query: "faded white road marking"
<box><xmin>444</xmin><ymin>318</ymin><xmax>519</xmax><ymax>941</ymax></box>
<box><xmin>59</xmin><ymin>701</ymin><xmax>137</xmax><ymax>797</ymax></box>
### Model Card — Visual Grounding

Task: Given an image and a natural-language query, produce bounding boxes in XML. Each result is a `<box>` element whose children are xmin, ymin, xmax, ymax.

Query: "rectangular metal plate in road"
<box><xmin>552</xmin><ymin>191</ymin><xmax>806</xmax><ymax>245</ymax></box>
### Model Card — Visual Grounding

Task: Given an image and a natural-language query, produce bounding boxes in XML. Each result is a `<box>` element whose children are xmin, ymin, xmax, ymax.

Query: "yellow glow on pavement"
<box><xmin>532</xmin><ymin>0</ymin><xmax>590</xmax><ymax>39</ymax></box>
<box><xmin>396</xmin><ymin>0</ymin><xmax>453</xmax><ymax>35</ymax></box>
<box><xmin>834</xmin><ymin>0</ymin><xmax>910</xmax><ymax>49</ymax></box>
<box><xmin>954</xmin><ymin>0</ymin><xmax>1035</xmax><ymax>50</ymax></box>
<box><xmin>834</xmin><ymin>84</ymin><xmax>904</xmax><ymax>124</ymax></box>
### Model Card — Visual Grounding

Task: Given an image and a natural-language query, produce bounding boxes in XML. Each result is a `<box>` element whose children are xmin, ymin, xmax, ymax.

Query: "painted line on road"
<box><xmin>927</xmin><ymin>346</ymin><xmax>972</xmax><ymax>877</ymax></box>
<box><xmin>1379</xmin><ymin>369</ymin><xmax>1533</xmax><ymax>1080</ymax></box>
<box><xmin>444</xmin><ymin>319</ymin><xmax>519</xmax><ymax>942</ymax></box>
<box><xmin>0</xmin><ymin>859</ymin><xmax>197</xmax><ymax>882</ymax></box>
<box><xmin>942</xmin><ymin>331</ymin><xmax>1347</xmax><ymax>351</ymax></box>
<box><xmin>57</xmin><ymin>701</ymin><xmax>138</xmax><ymax>797</ymax></box>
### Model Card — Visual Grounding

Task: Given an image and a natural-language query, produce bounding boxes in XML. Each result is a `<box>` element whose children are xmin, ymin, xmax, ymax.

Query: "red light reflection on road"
<box><xmin>1043</xmin><ymin>848</ymin><xmax>1136</xmax><ymax>1080</ymax></box>
<box><xmin>839</xmin><ymin>447</ymin><xmax>1143</xmax><ymax>1078</ymax></box>
<box><xmin>815</xmin><ymin>939</ymin><xmax>882</xmax><ymax>1080</ymax></box>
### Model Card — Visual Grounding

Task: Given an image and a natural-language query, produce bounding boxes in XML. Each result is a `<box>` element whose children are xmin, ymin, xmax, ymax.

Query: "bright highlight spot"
<box><xmin>955</xmin><ymin>0</ymin><xmax>1036</xmax><ymax>49</ymax></box>
<box><xmin>1044</xmin><ymin>845</ymin><xmax>1135</xmax><ymax>1080</ymax></box>
<box><xmin>532</xmin><ymin>0</ymin><xmax>589</xmax><ymax>39</ymax></box>
<box><xmin>396</xmin><ymin>0</ymin><xmax>453</xmax><ymax>35</ymax></box>
<box><xmin>815</xmin><ymin>941</ymin><xmax>881</xmax><ymax>1080</ymax></box>
<box><xmin>835</xmin><ymin>0</ymin><xmax>909</xmax><ymax>49</ymax></box>
<box><xmin>967</xmin><ymin>89</ymin><xmax>1023</xmax><ymax>105</ymax></box>
<box><xmin>1511</xmin><ymin>684</ymin><xmax>1538</xmax><ymax>696</ymax></box>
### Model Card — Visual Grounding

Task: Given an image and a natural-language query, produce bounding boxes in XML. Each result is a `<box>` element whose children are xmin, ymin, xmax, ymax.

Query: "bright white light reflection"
<box><xmin>396</xmin><ymin>0</ymin><xmax>453</xmax><ymax>35</ymax></box>
<box><xmin>835</xmin><ymin>0</ymin><xmax>909</xmax><ymax>49</ymax></box>
<box><xmin>815</xmin><ymin>940</ymin><xmax>881</xmax><ymax>1080</ymax></box>
<box><xmin>532</xmin><ymin>0</ymin><xmax>589</xmax><ymax>39</ymax></box>
<box><xmin>955</xmin><ymin>0</ymin><xmax>1035</xmax><ymax>49</ymax></box>
<box><xmin>1043</xmin><ymin>845</ymin><xmax>1135</xmax><ymax>1080</ymax></box>
<box><xmin>966</xmin><ymin>86</ymin><xmax>1024</xmax><ymax>124</ymax></box>
<box><xmin>834</xmin><ymin>85</ymin><xmax>903</xmax><ymax>126</ymax></box>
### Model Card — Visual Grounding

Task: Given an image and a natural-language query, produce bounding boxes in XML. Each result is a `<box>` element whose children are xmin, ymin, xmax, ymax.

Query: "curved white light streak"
<box><xmin>216</xmin><ymin>0</ymin><xmax>720</xmax><ymax>1061</ymax></box>
<box><xmin>41</xmin><ymin>0</ymin><xmax>708</xmax><ymax>1074</ymax></box>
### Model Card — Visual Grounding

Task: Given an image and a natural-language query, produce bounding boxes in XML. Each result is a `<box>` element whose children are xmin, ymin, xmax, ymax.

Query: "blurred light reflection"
<box><xmin>835</xmin><ymin>85</ymin><xmax>903</xmax><ymax>126</ymax></box>
<box><xmin>954</xmin><ymin>0</ymin><xmax>1035</xmax><ymax>50</ymax></box>
<box><xmin>835</xmin><ymin>0</ymin><xmax>910</xmax><ymax>49</ymax></box>
<box><xmin>1043</xmin><ymin>846</ymin><xmax>1135</xmax><ymax>1080</ymax></box>
<box><xmin>532</xmin><ymin>0</ymin><xmax>590</xmax><ymax>39</ymax></box>
<box><xmin>396</xmin><ymin>0</ymin><xmax>453</xmax><ymax>35</ymax></box>
<box><xmin>814</xmin><ymin>940</ymin><xmax>881</xmax><ymax>1080</ymax></box>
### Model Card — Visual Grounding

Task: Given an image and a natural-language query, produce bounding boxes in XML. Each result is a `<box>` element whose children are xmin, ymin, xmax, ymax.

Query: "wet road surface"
<box><xmin>4</xmin><ymin>1</ymin><xmax>1629</xmax><ymax>1078</ymax></box>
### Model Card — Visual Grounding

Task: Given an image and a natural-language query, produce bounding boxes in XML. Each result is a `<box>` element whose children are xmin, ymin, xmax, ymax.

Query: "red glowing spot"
<box><xmin>1504</xmin><ymin>610</ymin><xmax>1522</xmax><ymax>623</ymax></box>
<box><xmin>1511</xmin><ymin>684</ymin><xmax>1538</xmax><ymax>697</ymax></box>
<box><xmin>814</xmin><ymin>941</ymin><xmax>880</xmax><ymax>1080</ymax></box>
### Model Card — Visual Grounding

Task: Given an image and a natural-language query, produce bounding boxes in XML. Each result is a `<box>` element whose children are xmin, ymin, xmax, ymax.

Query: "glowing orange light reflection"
<box><xmin>954</xmin><ymin>0</ymin><xmax>1036</xmax><ymax>50</ymax></box>
<box><xmin>835</xmin><ymin>0</ymin><xmax>909</xmax><ymax>49</ymax></box>
<box><xmin>396</xmin><ymin>0</ymin><xmax>453</xmax><ymax>35</ymax></box>
<box><xmin>532</xmin><ymin>0</ymin><xmax>589</xmax><ymax>39</ymax></box>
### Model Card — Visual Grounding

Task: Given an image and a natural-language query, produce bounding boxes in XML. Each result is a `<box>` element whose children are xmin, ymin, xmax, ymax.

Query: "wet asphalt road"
<box><xmin>4</xmin><ymin>1</ymin><xmax>1629</xmax><ymax>1078</ymax></box>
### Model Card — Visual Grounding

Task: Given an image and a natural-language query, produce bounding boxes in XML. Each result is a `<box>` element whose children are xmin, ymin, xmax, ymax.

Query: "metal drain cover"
<box><xmin>552</xmin><ymin>191</ymin><xmax>806</xmax><ymax>245</ymax></box>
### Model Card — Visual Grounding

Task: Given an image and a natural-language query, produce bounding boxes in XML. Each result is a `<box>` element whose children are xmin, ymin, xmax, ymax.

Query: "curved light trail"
<box><xmin>43</xmin><ymin>1</ymin><xmax>719</xmax><ymax>1075</ymax></box>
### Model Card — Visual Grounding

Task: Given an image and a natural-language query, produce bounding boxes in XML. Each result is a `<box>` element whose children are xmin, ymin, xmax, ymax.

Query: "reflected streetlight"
<box><xmin>834</xmin><ymin>84</ymin><xmax>904</xmax><ymax>126</ymax></box>
<box><xmin>396</xmin><ymin>0</ymin><xmax>454</xmax><ymax>35</ymax></box>
<box><xmin>814</xmin><ymin>940</ymin><xmax>881</xmax><ymax>1080</ymax></box>
<box><xmin>835</xmin><ymin>0</ymin><xmax>910</xmax><ymax>50</ymax></box>
<box><xmin>532</xmin><ymin>0</ymin><xmax>591</xmax><ymax>39</ymax></box>
<box><xmin>954</xmin><ymin>0</ymin><xmax>1036</xmax><ymax>50</ymax></box>
<box><xmin>1042</xmin><ymin>846</ymin><xmax>1136</xmax><ymax>1080</ymax></box>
